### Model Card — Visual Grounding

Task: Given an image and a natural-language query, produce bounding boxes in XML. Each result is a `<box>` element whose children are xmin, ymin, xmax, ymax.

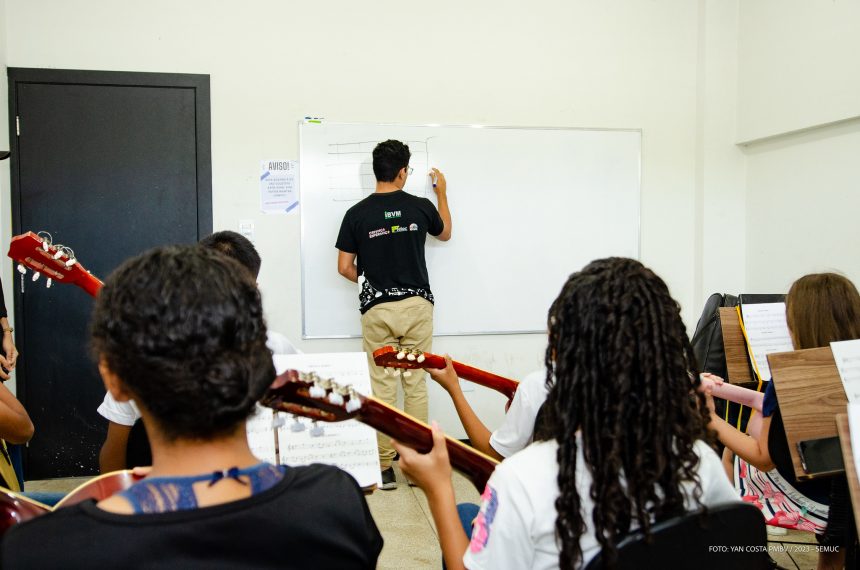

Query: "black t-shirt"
<box><xmin>1</xmin><ymin>464</ymin><xmax>383</xmax><ymax>569</ymax></box>
<box><xmin>336</xmin><ymin>190</ymin><xmax>444</xmax><ymax>313</ymax></box>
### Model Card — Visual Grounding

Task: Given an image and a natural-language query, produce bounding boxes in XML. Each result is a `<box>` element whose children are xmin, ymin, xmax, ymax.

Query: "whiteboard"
<box><xmin>300</xmin><ymin>122</ymin><xmax>641</xmax><ymax>338</ymax></box>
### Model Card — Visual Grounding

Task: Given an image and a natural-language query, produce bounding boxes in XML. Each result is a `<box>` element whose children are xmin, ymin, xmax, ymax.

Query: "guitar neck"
<box><xmin>356</xmin><ymin>396</ymin><xmax>497</xmax><ymax>491</ymax></box>
<box><xmin>80</xmin><ymin>277</ymin><xmax>103</xmax><ymax>298</ymax></box>
<box><xmin>419</xmin><ymin>353</ymin><xmax>519</xmax><ymax>400</ymax></box>
<box><xmin>451</xmin><ymin>361</ymin><xmax>519</xmax><ymax>401</ymax></box>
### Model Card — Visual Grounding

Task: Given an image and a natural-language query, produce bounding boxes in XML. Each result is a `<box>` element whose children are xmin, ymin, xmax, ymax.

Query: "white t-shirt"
<box><xmin>96</xmin><ymin>331</ymin><xmax>300</xmax><ymax>426</ymax></box>
<box><xmin>463</xmin><ymin>438</ymin><xmax>740</xmax><ymax>570</ymax></box>
<box><xmin>489</xmin><ymin>369</ymin><xmax>549</xmax><ymax>458</ymax></box>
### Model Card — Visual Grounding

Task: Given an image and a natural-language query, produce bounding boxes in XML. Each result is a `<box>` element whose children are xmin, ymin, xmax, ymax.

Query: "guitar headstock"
<box><xmin>7</xmin><ymin>231</ymin><xmax>103</xmax><ymax>297</ymax></box>
<box><xmin>261</xmin><ymin>369</ymin><xmax>365</xmax><ymax>424</ymax></box>
<box><xmin>372</xmin><ymin>345</ymin><xmax>445</xmax><ymax>375</ymax></box>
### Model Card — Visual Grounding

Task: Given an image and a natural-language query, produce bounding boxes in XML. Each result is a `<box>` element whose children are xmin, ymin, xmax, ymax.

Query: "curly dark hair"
<box><xmin>90</xmin><ymin>245</ymin><xmax>275</xmax><ymax>441</ymax></box>
<box><xmin>542</xmin><ymin>257</ymin><xmax>713</xmax><ymax>568</ymax></box>
<box><xmin>372</xmin><ymin>139</ymin><xmax>411</xmax><ymax>183</ymax></box>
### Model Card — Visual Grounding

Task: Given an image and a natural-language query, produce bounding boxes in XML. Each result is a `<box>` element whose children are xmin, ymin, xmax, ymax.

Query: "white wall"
<box><xmin>697</xmin><ymin>0</ymin><xmax>746</xmax><ymax>306</ymax></box>
<box><xmin>739</xmin><ymin>1</ymin><xmax>860</xmax><ymax>297</ymax></box>
<box><xmin>2</xmin><ymin>0</ymin><xmax>737</xmax><ymax>436</ymax></box>
<box><xmin>738</xmin><ymin>0</ymin><xmax>860</xmax><ymax>143</ymax></box>
<box><xmin>744</xmin><ymin>120</ymin><xmax>860</xmax><ymax>293</ymax></box>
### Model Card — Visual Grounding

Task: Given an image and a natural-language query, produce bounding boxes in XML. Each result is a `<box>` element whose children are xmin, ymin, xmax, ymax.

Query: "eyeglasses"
<box><xmin>406</xmin><ymin>166</ymin><xmax>414</xmax><ymax>175</ymax></box>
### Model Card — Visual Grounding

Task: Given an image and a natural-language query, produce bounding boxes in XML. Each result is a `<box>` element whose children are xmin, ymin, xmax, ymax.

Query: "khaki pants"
<box><xmin>361</xmin><ymin>296</ymin><xmax>433</xmax><ymax>470</ymax></box>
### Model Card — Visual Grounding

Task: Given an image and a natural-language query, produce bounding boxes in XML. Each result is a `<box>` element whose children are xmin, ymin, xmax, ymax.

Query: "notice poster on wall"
<box><xmin>260</xmin><ymin>159</ymin><xmax>299</xmax><ymax>214</ymax></box>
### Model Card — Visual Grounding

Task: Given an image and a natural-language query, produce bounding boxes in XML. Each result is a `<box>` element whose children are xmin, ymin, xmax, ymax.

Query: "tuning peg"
<box><xmin>271</xmin><ymin>414</ymin><xmax>286</xmax><ymax>429</ymax></box>
<box><xmin>41</xmin><ymin>240</ymin><xmax>49</xmax><ymax>252</ymax></box>
<box><xmin>416</xmin><ymin>353</ymin><xmax>426</xmax><ymax>363</ymax></box>
<box><xmin>406</xmin><ymin>352</ymin><xmax>416</xmax><ymax>361</ymax></box>
<box><xmin>345</xmin><ymin>391</ymin><xmax>362</xmax><ymax>412</ymax></box>
<box><xmin>32</xmin><ymin>271</ymin><xmax>41</xmax><ymax>282</ymax></box>
<box><xmin>290</xmin><ymin>417</ymin><xmax>305</xmax><ymax>432</ymax></box>
<box><xmin>53</xmin><ymin>249</ymin><xmax>64</xmax><ymax>260</ymax></box>
<box><xmin>396</xmin><ymin>350</ymin><xmax>406</xmax><ymax>360</ymax></box>
<box><xmin>65</xmin><ymin>258</ymin><xmax>76</xmax><ymax>268</ymax></box>
<box><xmin>46</xmin><ymin>278</ymin><xmax>53</xmax><ymax>289</ymax></box>
<box><xmin>383</xmin><ymin>367</ymin><xmax>391</xmax><ymax>376</ymax></box>
<box><xmin>309</xmin><ymin>384</ymin><xmax>326</xmax><ymax>399</ymax></box>
<box><xmin>310</xmin><ymin>422</ymin><xmax>325</xmax><ymax>437</ymax></box>
<box><xmin>403</xmin><ymin>370</ymin><xmax>412</xmax><ymax>378</ymax></box>
<box><xmin>16</xmin><ymin>264</ymin><xmax>26</xmax><ymax>275</ymax></box>
<box><xmin>327</xmin><ymin>391</ymin><xmax>344</xmax><ymax>406</ymax></box>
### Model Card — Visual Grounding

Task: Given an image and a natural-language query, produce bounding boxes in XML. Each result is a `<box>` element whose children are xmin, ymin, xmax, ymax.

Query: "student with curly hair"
<box><xmin>395</xmin><ymin>257</ymin><xmax>739</xmax><ymax>569</ymax></box>
<box><xmin>2</xmin><ymin>246</ymin><xmax>381</xmax><ymax>569</ymax></box>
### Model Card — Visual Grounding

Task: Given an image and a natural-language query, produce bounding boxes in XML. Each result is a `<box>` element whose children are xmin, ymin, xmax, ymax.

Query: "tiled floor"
<box><xmin>24</xmin><ymin>470</ymin><xmax>832</xmax><ymax>569</ymax></box>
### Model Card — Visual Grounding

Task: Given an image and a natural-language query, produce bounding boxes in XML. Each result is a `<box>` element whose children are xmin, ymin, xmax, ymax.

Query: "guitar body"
<box><xmin>262</xmin><ymin>370</ymin><xmax>498</xmax><ymax>491</ymax></box>
<box><xmin>372</xmin><ymin>346</ymin><xmax>520</xmax><ymax>401</ymax></box>
<box><xmin>0</xmin><ymin>489</ymin><xmax>49</xmax><ymax>535</ymax></box>
<box><xmin>0</xmin><ymin>470</ymin><xmax>142</xmax><ymax>537</ymax></box>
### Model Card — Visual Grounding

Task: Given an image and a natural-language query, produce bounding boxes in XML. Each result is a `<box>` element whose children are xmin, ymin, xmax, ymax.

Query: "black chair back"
<box><xmin>583</xmin><ymin>502</ymin><xmax>769</xmax><ymax>570</ymax></box>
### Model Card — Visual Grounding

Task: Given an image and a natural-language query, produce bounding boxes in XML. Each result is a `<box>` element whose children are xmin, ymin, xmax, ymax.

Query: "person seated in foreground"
<box><xmin>2</xmin><ymin>246</ymin><xmax>381</xmax><ymax>569</ymax></box>
<box><xmin>394</xmin><ymin>257</ymin><xmax>741</xmax><ymax>569</ymax></box>
<box><xmin>97</xmin><ymin>230</ymin><xmax>300</xmax><ymax>473</ymax></box>
<box><xmin>428</xmin><ymin>358</ymin><xmax>547</xmax><ymax>460</ymax></box>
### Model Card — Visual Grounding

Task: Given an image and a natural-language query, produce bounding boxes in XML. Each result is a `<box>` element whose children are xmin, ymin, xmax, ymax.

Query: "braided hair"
<box><xmin>542</xmin><ymin>257</ymin><xmax>712</xmax><ymax>568</ymax></box>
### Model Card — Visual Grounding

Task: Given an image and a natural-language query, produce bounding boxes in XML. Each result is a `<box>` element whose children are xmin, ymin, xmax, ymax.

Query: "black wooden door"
<box><xmin>8</xmin><ymin>69</ymin><xmax>212</xmax><ymax>479</ymax></box>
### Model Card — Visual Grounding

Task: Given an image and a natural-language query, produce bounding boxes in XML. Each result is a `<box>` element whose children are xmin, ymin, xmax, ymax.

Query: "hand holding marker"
<box><xmin>429</xmin><ymin>168</ymin><xmax>446</xmax><ymax>194</ymax></box>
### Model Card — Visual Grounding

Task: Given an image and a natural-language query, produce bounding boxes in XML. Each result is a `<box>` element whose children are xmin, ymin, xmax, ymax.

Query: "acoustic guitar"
<box><xmin>7</xmin><ymin>231</ymin><xmax>102</xmax><ymax>297</ymax></box>
<box><xmin>0</xmin><ymin>470</ymin><xmax>143</xmax><ymax>537</ymax></box>
<box><xmin>372</xmin><ymin>345</ymin><xmax>519</xmax><ymax>401</ymax></box>
<box><xmin>261</xmin><ymin>369</ymin><xmax>498</xmax><ymax>491</ymax></box>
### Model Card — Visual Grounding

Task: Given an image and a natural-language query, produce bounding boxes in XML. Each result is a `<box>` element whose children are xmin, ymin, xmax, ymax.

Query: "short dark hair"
<box><xmin>199</xmin><ymin>230</ymin><xmax>262</xmax><ymax>278</ymax></box>
<box><xmin>372</xmin><ymin>140</ymin><xmax>411</xmax><ymax>183</ymax></box>
<box><xmin>91</xmin><ymin>246</ymin><xmax>274</xmax><ymax>441</ymax></box>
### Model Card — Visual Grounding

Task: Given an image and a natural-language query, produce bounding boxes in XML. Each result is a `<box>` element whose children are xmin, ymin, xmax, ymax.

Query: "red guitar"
<box><xmin>0</xmin><ymin>470</ymin><xmax>143</xmax><ymax>536</ymax></box>
<box><xmin>7</xmin><ymin>231</ymin><xmax>102</xmax><ymax>297</ymax></box>
<box><xmin>373</xmin><ymin>346</ymin><xmax>520</xmax><ymax>401</ymax></box>
<box><xmin>261</xmin><ymin>370</ymin><xmax>498</xmax><ymax>491</ymax></box>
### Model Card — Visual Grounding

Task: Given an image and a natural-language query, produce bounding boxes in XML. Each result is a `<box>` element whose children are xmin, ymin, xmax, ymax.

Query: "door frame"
<box><xmin>6</xmin><ymin>67</ymin><xmax>212</xmax><ymax>419</ymax></box>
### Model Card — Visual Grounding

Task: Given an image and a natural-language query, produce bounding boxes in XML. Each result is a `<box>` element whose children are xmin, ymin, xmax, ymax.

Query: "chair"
<box><xmin>583</xmin><ymin>502</ymin><xmax>770</xmax><ymax>570</ymax></box>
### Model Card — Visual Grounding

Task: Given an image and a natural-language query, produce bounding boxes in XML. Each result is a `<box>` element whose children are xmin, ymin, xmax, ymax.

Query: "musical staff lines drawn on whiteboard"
<box><xmin>326</xmin><ymin>139</ymin><xmax>432</xmax><ymax>202</ymax></box>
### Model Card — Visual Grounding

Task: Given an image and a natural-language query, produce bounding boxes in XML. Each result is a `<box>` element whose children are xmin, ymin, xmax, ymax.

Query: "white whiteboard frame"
<box><xmin>299</xmin><ymin>121</ymin><xmax>642</xmax><ymax>339</ymax></box>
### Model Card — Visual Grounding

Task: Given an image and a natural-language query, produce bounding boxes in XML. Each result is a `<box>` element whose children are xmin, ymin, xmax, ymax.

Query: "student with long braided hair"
<box><xmin>395</xmin><ymin>257</ymin><xmax>739</xmax><ymax>569</ymax></box>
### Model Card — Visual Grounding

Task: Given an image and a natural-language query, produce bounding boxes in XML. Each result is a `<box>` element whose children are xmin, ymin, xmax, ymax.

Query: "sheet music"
<box><xmin>246</xmin><ymin>404</ymin><xmax>278</xmax><ymax>464</ymax></box>
<box><xmin>831</xmin><ymin>340</ymin><xmax>860</xmax><ymax>403</ymax></box>
<box><xmin>273</xmin><ymin>353</ymin><xmax>382</xmax><ymax>488</ymax></box>
<box><xmin>740</xmin><ymin>302</ymin><xmax>794</xmax><ymax>381</ymax></box>
<box><xmin>847</xmin><ymin>403</ymin><xmax>860</xmax><ymax>490</ymax></box>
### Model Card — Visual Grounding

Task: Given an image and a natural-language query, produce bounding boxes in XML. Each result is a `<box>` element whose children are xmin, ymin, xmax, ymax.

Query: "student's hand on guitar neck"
<box><xmin>392</xmin><ymin>421</ymin><xmax>453</xmax><ymax>498</ymax></box>
<box><xmin>427</xmin><ymin>355</ymin><xmax>460</xmax><ymax>394</ymax></box>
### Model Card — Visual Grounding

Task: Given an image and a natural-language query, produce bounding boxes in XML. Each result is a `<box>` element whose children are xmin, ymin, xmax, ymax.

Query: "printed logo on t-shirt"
<box><xmin>469</xmin><ymin>485</ymin><xmax>499</xmax><ymax>553</ymax></box>
<box><xmin>391</xmin><ymin>225</ymin><xmax>408</xmax><ymax>234</ymax></box>
<box><xmin>409</xmin><ymin>223</ymin><xmax>418</xmax><ymax>231</ymax></box>
<box><xmin>368</xmin><ymin>228</ymin><xmax>390</xmax><ymax>239</ymax></box>
<box><xmin>384</xmin><ymin>210</ymin><xmax>402</xmax><ymax>219</ymax></box>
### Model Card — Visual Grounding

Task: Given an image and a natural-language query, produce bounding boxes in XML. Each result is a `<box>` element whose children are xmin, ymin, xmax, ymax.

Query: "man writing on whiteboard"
<box><xmin>336</xmin><ymin>139</ymin><xmax>452</xmax><ymax>489</ymax></box>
